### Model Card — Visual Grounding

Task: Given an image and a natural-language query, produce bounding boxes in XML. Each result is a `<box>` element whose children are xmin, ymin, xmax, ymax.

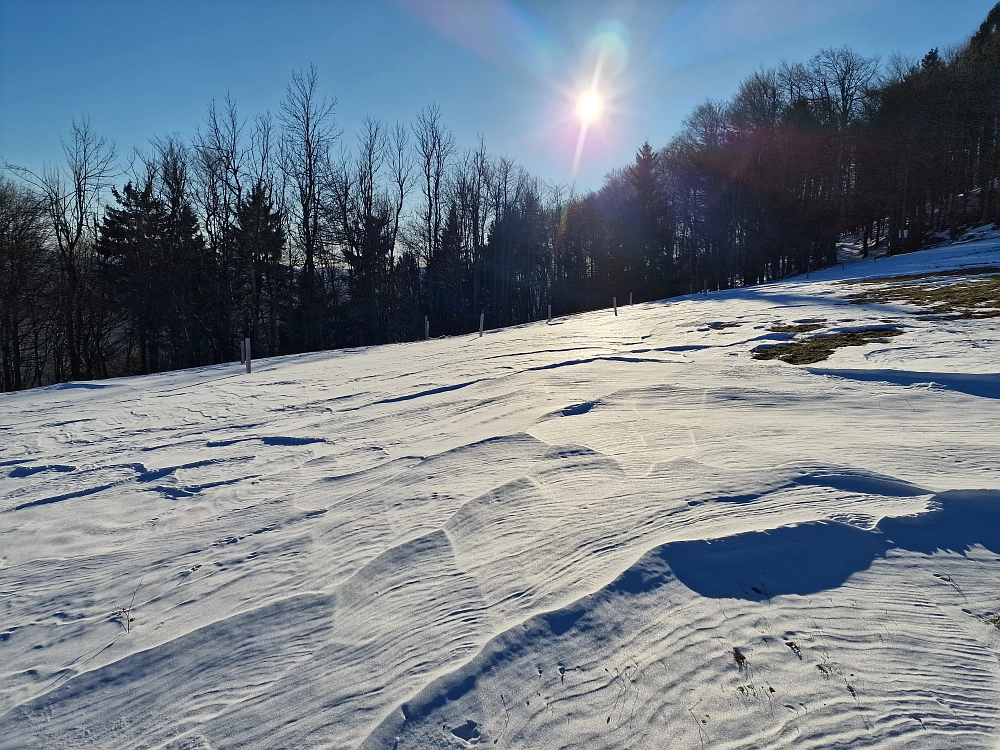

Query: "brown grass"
<box><xmin>843</xmin><ymin>271</ymin><xmax>1000</xmax><ymax>319</ymax></box>
<box><xmin>768</xmin><ymin>323</ymin><xmax>825</xmax><ymax>334</ymax></box>
<box><xmin>844</xmin><ymin>266</ymin><xmax>1000</xmax><ymax>284</ymax></box>
<box><xmin>752</xmin><ymin>328</ymin><xmax>903</xmax><ymax>365</ymax></box>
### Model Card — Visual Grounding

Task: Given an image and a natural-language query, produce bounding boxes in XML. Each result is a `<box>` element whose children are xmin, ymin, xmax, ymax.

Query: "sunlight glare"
<box><xmin>576</xmin><ymin>91</ymin><xmax>603</xmax><ymax>123</ymax></box>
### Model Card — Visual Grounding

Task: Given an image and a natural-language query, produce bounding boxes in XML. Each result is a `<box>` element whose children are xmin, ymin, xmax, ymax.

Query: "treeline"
<box><xmin>3</xmin><ymin>5</ymin><xmax>1000</xmax><ymax>391</ymax></box>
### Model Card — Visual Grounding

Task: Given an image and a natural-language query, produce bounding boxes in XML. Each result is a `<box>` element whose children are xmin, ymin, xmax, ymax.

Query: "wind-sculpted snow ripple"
<box><xmin>0</xmin><ymin>594</ymin><xmax>332</xmax><ymax>750</ymax></box>
<box><xmin>365</xmin><ymin>491</ymin><xmax>1000</xmax><ymax>749</ymax></box>
<box><xmin>3</xmin><ymin>239</ymin><xmax>1000</xmax><ymax>749</ymax></box>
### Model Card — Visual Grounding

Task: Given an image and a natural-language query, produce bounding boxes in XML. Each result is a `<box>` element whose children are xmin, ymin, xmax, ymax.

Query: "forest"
<box><xmin>2</xmin><ymin>4</ymin><xmax>1000</xmax><ymax>391</ymax></box>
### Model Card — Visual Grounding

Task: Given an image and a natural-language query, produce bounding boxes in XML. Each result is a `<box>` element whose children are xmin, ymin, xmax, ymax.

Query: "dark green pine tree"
<box><xmin>96</xmin><ymin>180</ymin><xmax>168</xmax><ymax>374</ymax></box>
<box><xmin>921</xmin><ymin>47</ymin><xmax>942</xmax><ymax>72</ymax></box>
<box><xmin>628</xmin><ymin>141</ymin><xmax>673</xmax><ymax>299</ymax></box>
<box><xmin>971</xmin><ymin>3</ymin><xmax>1000</xmax><ymax>48</ymax></box>
<box><xmin>159</xmin><ymin>173</ymin><xmax>210</xmax><ymax>368</ymax></box>
<box><xmin>427</xmin><ymin>200</ymin><xmax>465</xmax><ymax>334</ymax></box>
<box><xmin>235</xmin><ymin>183</ymin><xmax>287</xmax><ymax>357</ymax></box>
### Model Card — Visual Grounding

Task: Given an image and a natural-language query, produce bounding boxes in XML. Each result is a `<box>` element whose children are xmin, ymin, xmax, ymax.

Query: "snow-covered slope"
<box><xmin>2</xmin><ymin>238</ymin><xmax>999</xmax><ymax>750</ymax></box>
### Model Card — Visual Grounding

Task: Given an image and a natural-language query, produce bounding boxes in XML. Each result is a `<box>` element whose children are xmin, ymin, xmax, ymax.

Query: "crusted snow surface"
<box><xmin>2</xmin><ymin>238</ymin><xmax>1000</xmax><ymax>749</ymax></box>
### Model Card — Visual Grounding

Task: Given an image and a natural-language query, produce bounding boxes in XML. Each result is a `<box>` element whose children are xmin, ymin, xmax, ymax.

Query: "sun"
<box><xmin>576</xmin><ymin>91</ymin><xmax>603</xmax><ymax>123</ymax></box>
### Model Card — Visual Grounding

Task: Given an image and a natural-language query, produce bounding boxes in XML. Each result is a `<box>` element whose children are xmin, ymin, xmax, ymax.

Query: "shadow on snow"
<box><xmin>362</xmin><ymin>488</ymin><xmax>1000</xmax><ymax>747</ymax></box>
<box><xmin>808</xmin><ymin>367</ymin><xmax>1000</xmax><ymax>400</ymax></box>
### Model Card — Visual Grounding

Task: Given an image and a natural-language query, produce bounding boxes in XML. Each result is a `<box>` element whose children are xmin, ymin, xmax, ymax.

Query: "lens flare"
<box><xmin>568</xmin><ymin>19</ymin><xmax>631</xmax><ymax>179</ymax></box>
<box><xmin>576</xmin><ymin>91</ymin><xmax>603</xmax><ymax>123</ymax></box>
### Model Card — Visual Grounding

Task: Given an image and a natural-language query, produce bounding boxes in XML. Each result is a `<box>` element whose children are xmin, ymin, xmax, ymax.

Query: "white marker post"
<box><xmin>613</xmin><ymin>297</ymin><xmax>617</xmax><ymax>316</ymax></box>
<box><xmin>479</xmin><ymin>311</ymin><xmax>484</xmax><ymax>337</ymax></box>
<box><xmin>424</xmin><ymin>316</ymin><xmax>429</xmax><ymax>340</ymax></box>
<box><xmin>547</xmin><ymin>304</ymin><xmax>552</xmax><ymax>324</ymax></box>
<box><xmin>244</xmin><ymin>338</ymin><xmax>252</xmax><ymax>374</ymax></box>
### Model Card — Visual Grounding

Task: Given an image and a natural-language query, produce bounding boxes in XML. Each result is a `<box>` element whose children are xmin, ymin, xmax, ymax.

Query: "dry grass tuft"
<box><xmin>843</xmin><ymin>271</ymin><xmax>1000</xmax><ymax>319</ymax></box>
<box><xmin>752</xmin><ymin>328</ymin><xmax>903</xmax><ymax>365</ymax></box>
<box><xmin>769</xmin><ymin>323</ymin><xmax>825</xmax><ymax>334</ymax></box>
<box><xmin>732</xmin><ymin>647</ymin><xmax>748</xmax><ymax>670</ymax></box>
<box><xmin>843</xmin><ymin>266</ymin><xmax>1000</xmax><ymax>284</ymax></box>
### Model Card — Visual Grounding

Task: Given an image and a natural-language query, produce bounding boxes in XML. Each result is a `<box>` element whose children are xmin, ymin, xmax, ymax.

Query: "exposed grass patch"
<box><xmin>844</xmin><ymin>266</ymin><xmax>1000</xmax><ymax>284</ymax></box>
<box><xmin>708</xmin><ymin>321</ymin><xmax>742</xmax><ymax>330</ymax></box>
<box><xmin>843</xmin><ymin>270</ymin><xmax>1000</xmax><ymax>319</ymax></box>
<box><xmin>752</xmin><ymin>328</ymin><xmax>903</xmax><ymax>365</ymax></box>
<box><xmin>769</xmin><ymin>322</ymin><xmax>825</xmax><ymax>334</ymax></box>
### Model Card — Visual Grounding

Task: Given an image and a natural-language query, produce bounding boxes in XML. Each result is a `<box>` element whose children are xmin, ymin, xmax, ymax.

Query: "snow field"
<box><xmin>2</xmin><ymin>237</ymin><xmax>1000</xmax><ymax>748</ymax></box>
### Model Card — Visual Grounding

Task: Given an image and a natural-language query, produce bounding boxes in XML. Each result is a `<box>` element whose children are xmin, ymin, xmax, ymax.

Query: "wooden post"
<box><xmin>244</xmin><ymin>338</ymin><xmax>251</xmax><ymax>374</ymax></box>
<box><xmin>613</xmin><ymin>297</ymin><xmax>617</xmax><ymax>316</ymax></box>
<box><xmin>547</xmin><ymin>304</ymin><xmax>551</xmax><ymax>323</ymax></box>
<box><xmin>424</xmin><ymin>315</ymin><xmax>429</xmax><ymax>340</ymax></box>
<box><xmin>479</xmin><ymin>311</ymin><xmax>484</xmax><ymax>337</ymax></box>
<box><xmin>629</xmin><ymin>292</ymin><xmax>633</xmax><ymax>306</ymax></box>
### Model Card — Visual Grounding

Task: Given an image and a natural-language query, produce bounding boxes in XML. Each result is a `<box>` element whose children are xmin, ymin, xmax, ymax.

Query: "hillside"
<box><xmin>2</xmin><ymin>237</ymin><xmax>1000</xmax><ymax>749</ymax></box>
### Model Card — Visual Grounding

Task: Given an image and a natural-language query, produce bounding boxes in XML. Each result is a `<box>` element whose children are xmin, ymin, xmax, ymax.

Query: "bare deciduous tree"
<box><xmin>809</xmin><ymin>46</ymin><xmax>881</xmax><ymax>130</ymax></box>
<box><xmin>413</xmin><ymin>104</ymin><xmax>455</xmax><ymax>266</ymax></box>
<box><xmin>7</xmin><ymin>118</ymin><xmax>117</xmax><ymax>380</ymax></box>
<box><xmin>279</xmin><ymin>64</ymin><xmax>339</xmax><ymax>349</ymax></box>
<box><xmin>0</xmin><ymin>178</ymin><xmax>51</xmax><ymax>391</ymax></box>
<box><xmin>328</xmin><ymin>118</ymin><xmax>410</xmax><ymax>344</ymax></box>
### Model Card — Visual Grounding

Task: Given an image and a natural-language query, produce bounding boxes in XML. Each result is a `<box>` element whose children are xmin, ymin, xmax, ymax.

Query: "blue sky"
<box><xmin>1</xmin><ymin>0</ymin><xmax>996</xmax><ymax>192</ymax></box>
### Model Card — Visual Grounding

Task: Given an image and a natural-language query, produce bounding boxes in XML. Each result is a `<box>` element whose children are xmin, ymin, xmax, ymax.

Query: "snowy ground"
<box><xmin>2</xmin><ymin>238</ymin><xmax>1000</xmax><ymax>750</ymax></box>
